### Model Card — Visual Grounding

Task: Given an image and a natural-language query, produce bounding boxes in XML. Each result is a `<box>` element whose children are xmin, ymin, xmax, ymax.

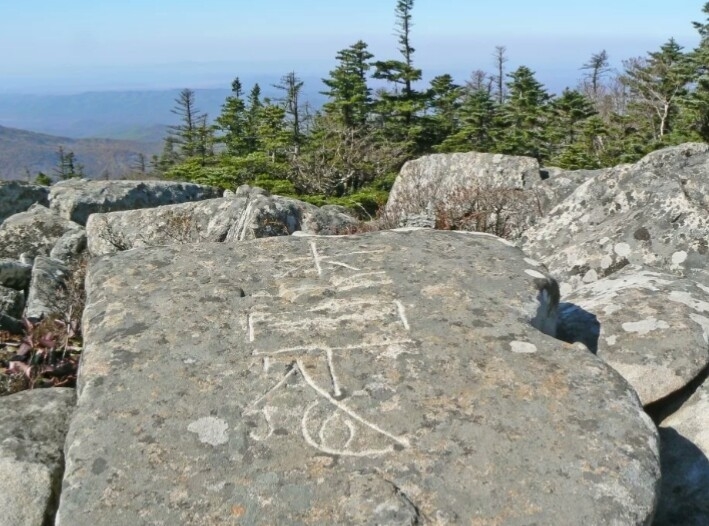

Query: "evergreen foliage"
<box><xmin>151</xmin><ymin>1</ymin><xmax>709</xmax><ymax>216</ymax></box>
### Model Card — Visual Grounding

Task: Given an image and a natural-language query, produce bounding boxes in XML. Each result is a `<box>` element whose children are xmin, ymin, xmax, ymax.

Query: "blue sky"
<box><xmin>1</xmin><ymin>0</ymin><xmax>705</xmax><ymax>93</ymax></box>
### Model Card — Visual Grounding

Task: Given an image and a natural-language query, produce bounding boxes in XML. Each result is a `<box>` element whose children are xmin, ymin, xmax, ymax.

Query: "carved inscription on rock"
<box><xmin>243</xmin><ymin>241</ymin><xmax>415</xmax><ymax>457</ymax></box>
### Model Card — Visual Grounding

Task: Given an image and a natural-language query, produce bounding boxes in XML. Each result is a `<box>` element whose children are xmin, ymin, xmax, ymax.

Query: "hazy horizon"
<box><xmin>2</xmin><ymin>1</ymin><xmax>704</xmax><ymax>96</ymax></box>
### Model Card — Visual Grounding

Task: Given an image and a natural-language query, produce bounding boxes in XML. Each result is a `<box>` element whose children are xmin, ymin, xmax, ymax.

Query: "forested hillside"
<box><xmin>0</xmin><ymin>125</ymin><xmax>160</xmax><ymax>181</ymax></box>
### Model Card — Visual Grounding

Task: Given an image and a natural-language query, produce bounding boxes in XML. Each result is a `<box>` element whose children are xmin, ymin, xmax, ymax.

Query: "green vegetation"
<box><xmin>150</xmin><ymin>1</ymin><xmax>709</xmax><ymax>216</ymax></box>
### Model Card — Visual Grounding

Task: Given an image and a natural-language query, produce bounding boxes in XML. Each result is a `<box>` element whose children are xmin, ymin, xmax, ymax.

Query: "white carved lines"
<box><xmin>243</xmin><ymin>241</ymin><xmax>413</xmax><ymax>457</ymax></box>
<box><xmin>394</xmin><ymin>300</ymin><xmax>410</xmax><ymax>331</ymax></box>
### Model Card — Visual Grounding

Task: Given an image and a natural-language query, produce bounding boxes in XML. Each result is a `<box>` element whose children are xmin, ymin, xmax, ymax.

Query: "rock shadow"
<box><xmin>555</xmin><ymin>302</ymin><xmax>600</xmax><ymax>354</ymax></box>
<box><xmin>653</xmin><ymin>427</ymin><xmax>709</xmax><ymax>526</ymax></box>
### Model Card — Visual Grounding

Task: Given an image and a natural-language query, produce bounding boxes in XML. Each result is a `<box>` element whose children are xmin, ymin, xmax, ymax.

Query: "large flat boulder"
<box><xmin>557</xmin><ymin>266</ymin><xmax>709</xmax><ymax>405</ymax></box>
<box><xmin>57</xmin><ymin>230</ymin><xmax>659</xmax><ymax>525</ymax></box>
<box><xmin>48</xmin><ymin>179</ymin><xmax>223</xmax><ymax>226</ymax></box>
<box><xmin>385</xmin><ymin>152</ymin><xmax>542</xmax><ymax>236</ymax></box>
<box><xmin>521</xmin><ymin>143</ymin><xmax>709</xmax><ymax>294</ymax></box>
<box><xmin>86</xmin><ymin>186</ymin><xmax>359</xmax><ymax>257</ymax></box>
<box><xmin>0</xmin><ymin>181</ymin><xmax>49</xmax><ymax>225</ymax></box>
<box><xmin>0</xmin><ymin>204</ymin><xmax>83</xmax><ymax>260</ymax></box>
<box><xmin>0</xmin><ymin>388</ymin><xmax>75</xmax><ymax>526</ymax></box>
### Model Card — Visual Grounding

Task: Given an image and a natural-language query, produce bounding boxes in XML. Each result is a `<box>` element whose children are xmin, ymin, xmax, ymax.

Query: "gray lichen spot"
<box><xmin>671</xmin><ymin>251</ymin><xmax>688</xmax><ymax>267</ymax></box>
<box><xmin>187</xmin><ymin>417</ymin><xmax>229</xmax><ymax>446</ymax></box>
<box><xmin>614</xmin><ymin>243</ymin><xmax>632</xmax><ymax>258</ymax></box>
<box><xmin>688</xmin><ymin>313</ymin><xmax>709</xmax><ymax>343</ymax></box>
<box><xmin>621</xmin><ymin>317</ymin><xmax>670</xmax><ymax>335</ymax></box>
<box><xmin>668</xmin><ymin>291</ymin><xmax>709</xmax><ymax>313</ymax></box>
<box><xmin>510</xmin><ymin>341</ymin><xmax>537</xmax><ymax>354</ymax></box>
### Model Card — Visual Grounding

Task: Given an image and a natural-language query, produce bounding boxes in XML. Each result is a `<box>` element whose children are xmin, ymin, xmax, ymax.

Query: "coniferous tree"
<box><xmin>437</xmin><ymin>79</ymin><xmax>497</xmax><ymax>153</ymax></box>
<box><xmin>273</xmin><ymin>72</ymin><xmax>306</xmax><ymax>153</ymax></box>
<box><xmin>53</xmin><ymin>147</ymin><xmax>84</xmax><ymax>180</ymax></box>
<box><xmin>322</xmin><ymin>40</ymin><xmax>374</xmax><ymax>128</ymax></box>
<box><xmin>216</xmin><ymin>78</ymin><xmax>250</xmax><ymax>156</ymax></box>
<box><xmin>547</xmin><ymin>88</ymin><xmax>597</xmax><ymax>165</ymax></box>
<box><xmin>166</xmin><ymin>89</ymin><xmax>206</xmax><ymax>160</ymax></box>
<box><xmin>423</xmin><ymin>74</ymin><xmax>463</xmax><ymax>149</ymax></box>
<box><xmin>621</xmin><ymin>39</ymin><xmax>692</xmax><ymax>140</ymax></box>
<box><xmin>681</xmin><ymin>2</ymin><xmax>709</xmax><ymax>140</ymax></box>
<box><xmin>372</xmin><ymin>0</ymin><xmax>424</xmax><ymax>149</ymax></box>
<box><xmin>492</xmin><ymin>46</ymin><xmax>509</xmax><ymax>105</ymax></box>
<box><xmin>496</xmin><ymin>66</ymin><xmax>552</xmax><ymax>161</ymax></box>
<box><xmin>581</xmin><ymin>50</ymin><xmax>611</xmax><ymax>102</ymax></box>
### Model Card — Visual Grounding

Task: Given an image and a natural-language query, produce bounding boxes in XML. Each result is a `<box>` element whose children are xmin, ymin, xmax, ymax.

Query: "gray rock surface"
<box><xmin>557</xmin><ymin>266</ymin><xmax>709</xmax><ymax>405</ymax></box>
<box><xmin>0</xmin><ymin>181</ymin><xmax>49</xmax><ymax>225</ymax></box>
<box><xmin>0</xmin><ymin>258</ymin><xmax>33</xmax><ymax>290</ymax></box>
<box><xmin>0</xmin><ymin>285</ymin><xmax>25</xmax><ymax>318</ymax></box>
<box><xmin>0</xmin><ymin>388</ymin><xmax>75</xmax><ymax>526</ymax></box>
<box><xmin>85</xmin><ymin>186</ymin><xmax>359</xmax><ymax>257</ymax></box>
<box><xmin>24</xmin><ymin>256</ymin><xmax>69</xmax><ymax>321</ymax></box>
<box><xmin>0</xmin><ymin>204</ymin><xmax>84</xmax><ymax>261</ymax></box>
<box><xmin>48</xmin><ymin>179</ymin><xmax>223</xmax><ymax>226</ymax></box>
<box><xmin>49</xmin><ymin>228</ymin><xmax>87</xmax><ymax>262</ymax></box>
<box><xmin>655</xmin><ymin>376</ymin><xmax>709</xmax><ymax>526</ymax></box>
<box><xmin>521</xmin><ymin>143</ymin><xmax>709</xmax><ymax>295</ymax></box>
<box><xmin>385</xmin><ymin>152</ymin><xmax>542</xmax><ymax>236</ymax></box>
<box><xmin>57</xmin><ymin>230</ymin><xmax>659</xmax><ymax>525</ymax></box>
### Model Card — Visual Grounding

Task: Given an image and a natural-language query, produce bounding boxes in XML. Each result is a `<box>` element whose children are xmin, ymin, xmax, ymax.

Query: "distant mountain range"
<box><xmin>0</xmin><ymin>84</ymin><xmax>328</xmax><ymax>181</ymax></box>
<box><xmin>0</xmin><ymin>125</ymin><xmax>161</xmax><ymax>181</ymax></box>
<box><xmin>0</xmin><ymin>85</ymin><xmax>327</xmax><ymax>141</ymax></box>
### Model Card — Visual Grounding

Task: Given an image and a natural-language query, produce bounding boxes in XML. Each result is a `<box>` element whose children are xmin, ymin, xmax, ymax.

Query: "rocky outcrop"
<box><xmin>0</xmin><ymin>181</ymin><xmax>49</xmax><ymax>225</ymax></box>
<box><xmin>521</xmin><ymin>143</ymin><xmax>709</xmax><ymax>295</ymax></box>
<box><xmin>557</xmin><ymin>266</ymin><xmax>709</xmax><ymax>405</ymax></box>
<box><xmin>655</xmin><ymin>375</ymin><xmax>709</xmax><ymax>525</ymax></box>
<box><xmin>385</xmin><ymin>152</ymin><xmax>544</xmax><ymax>235</ymax></box>
<box><xmin>48</xmin><ymin>179</ymin><xmax>223</xmax><ymax>225</ymax></box>
<box><xmin>86</xmin><ymin>185</ymin><xmax>359</xmax><ymax>257</ymax></box>
<box><xmin>24</xmin><ymin>257</ymin><xmax>69</xmax><ymax>321</ymax></box>
<box><xmin>0</xmin><ymin>258</ymin><xmax>32</xmax><ymax>290</ymax></box>
<box><xmin>0</xmin><ymin>204</ymin><xmax>83</xmax><ymax>260</ymax></box>
<box><xmin>57</xmin><ymin>230</ymin><xmax>660</xmax><ymax>525</ymax></box>
<box><xmin>0</xmin><ymin>286</ymin><xmax>25</xmax><ymax>319</ymax></box>
<box><xmin>0</xmin><ymin>388</ymin><xmax>75</xmax><ymax>526</ymax></box>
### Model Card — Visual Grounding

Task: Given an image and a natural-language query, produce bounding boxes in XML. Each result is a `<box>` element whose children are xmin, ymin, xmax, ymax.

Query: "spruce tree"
<box><xmin>216</xmin><ymin>78</ymin><xmax>249</xmax><ymax>156</ymax></box>
<box><xmin>322</xmin><ymin>40</ymin><xmax>374</xmax><ymax>128</ymax></box>
<box><xmin>372</xmin><ymin>0</ymin><xmax>424</xmax><ymax>150</ymax></box>
<box><xmin>621</xmin><ymin>39</ymin><xmax>692</xmax><ymax>140</ymax></box>
<box><xmin>497</xmin><ymin>66</ymin><xmax>552</xmax><ymax>161</ymax></box>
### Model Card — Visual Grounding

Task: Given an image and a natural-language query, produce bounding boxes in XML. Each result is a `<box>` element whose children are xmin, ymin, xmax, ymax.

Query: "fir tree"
<box><xmin>497</xmin><ymin>66</ymin><xmax>552</xmax><ymax>161</ymax></box>
<box><xmin>322</xmin><ymin>40</ymin><xmax>374</xmax><ymax>128</ymax></box>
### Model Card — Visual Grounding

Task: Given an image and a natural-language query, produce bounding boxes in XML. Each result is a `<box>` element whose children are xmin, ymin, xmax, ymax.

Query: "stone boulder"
<box><xmin>557</xmin><ymin>266</ymin><xmax>709</xmax><ymax>405</ymax></box>
<box><xmin>85</xmin><ymin>186</ymin><xmax>359</xmax><ymax>257</ymax></box>
<box><xmin>0</xmin><ymin>204</ymin><xmax>83</xmax><ymax>260</ymax></box>
<box><xmin>57</xmin><ymin>230</ymin><xmax>659</xmax><ymax>525</ymax></box>
<box><xmin>655</xmin><ymin>375</ymin><xmax>709</xmax><ymax>526</ymax></box>
<box><xmin>48</xmin><ymin>179</ymin><xmax>223</xmax><ymax>226</ymax></box>
<box><xmin>0</xmin><ymin>181</ymin><xmax>49</xmax><ymax>225</ymax></box>
<box><xmin>49</xmin><ymin>228</ymin><xmax>87</xmax><ymax>262</ymax></box>
<box><xmin>0</xmin><ymin>258</ymin><xmax>33</xmax><ymax>290</ymax></box>
<box><xmin>24</xmin><ymin>257</ymin><xmax>69</xmax><ymax>321</ymax></box>
<box><xmin>0</xmin><ymin>285</ymin><xmax>25</xmax><ymax>319</ymax></box>
<box><xmin>0</xmin><ymin>388</ymin><xmax>75</xmax><ymax>526</ymax></box>
<box><xmin>385</xmin><ymin>152</ymin><xmax>543</xmax><ymax>236</ymax></box>
<box><xmin>521</xmin><ymin>143</ymin><xmax>709</xmax><ymax>294</ymax></box>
